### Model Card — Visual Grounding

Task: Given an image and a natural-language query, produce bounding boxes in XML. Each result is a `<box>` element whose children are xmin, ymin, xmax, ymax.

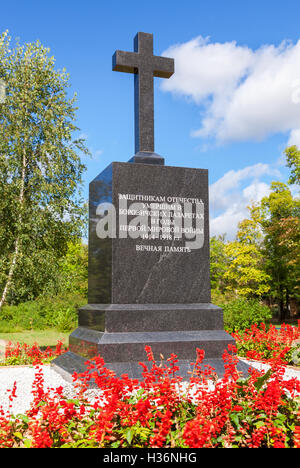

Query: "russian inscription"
<box><xmin>95</xmin><ymin>191</ymin><xmax>205</xmax><ymax>251</ymax></box>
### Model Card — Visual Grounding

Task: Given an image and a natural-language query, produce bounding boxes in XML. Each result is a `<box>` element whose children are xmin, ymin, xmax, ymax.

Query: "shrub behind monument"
<box><xmin>223</xmin><ymin>298</ymin><xmax>272</xmax><ymax>333</ymax></box>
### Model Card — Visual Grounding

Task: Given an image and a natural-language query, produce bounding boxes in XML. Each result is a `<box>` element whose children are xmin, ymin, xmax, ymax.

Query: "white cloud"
<box><xmin>287</xmin><ymin>128</ymin><xmax>300</xmax><ymax>147</ymax></box>
<box><xmin>162</xmin><ymin>36</ymin><xmax>300</xmax><ymax>145</ymax></box>
<box><xmin>242</xmin><ymin>181</ymin><xmax>270</xmax><ymax>202</ymax></box>
<box><xmin>209</xmin><ymin>163</ymin><xmax>276</xmax><ymax>239</ymax></box>
<box><xmin>210</xmin><ymin>207</ymin><xmax>247</xmax><ymax>240</ymax></box>
<box><xmin>94</xmin><ymin>149</ymin><xmax>103</xmax><ymax>158</ymax></box>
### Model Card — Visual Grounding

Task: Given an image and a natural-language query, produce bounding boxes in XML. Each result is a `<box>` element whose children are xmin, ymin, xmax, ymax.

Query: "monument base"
<box><xmin>51</xmin><ymin>303</ymin><xmax>253</xmax><ymax>382</ymax></box>
<box><xmin>51</xmin><ymin>351</ymin><xmax>252</xmax><ymax>384</ymax></box>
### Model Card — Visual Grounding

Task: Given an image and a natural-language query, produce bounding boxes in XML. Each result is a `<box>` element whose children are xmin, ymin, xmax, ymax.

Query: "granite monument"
<box><xmin>52</xmin><ymin>32</ymin><xmax>250</xmax><ymax>380</ymax></box>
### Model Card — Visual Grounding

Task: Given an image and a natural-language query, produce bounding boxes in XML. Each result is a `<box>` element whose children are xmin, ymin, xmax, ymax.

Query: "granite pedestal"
<box><xmin>52</xmin><ymin>160</ymin><xmax>251</xmax><ymax>382</ymax></box>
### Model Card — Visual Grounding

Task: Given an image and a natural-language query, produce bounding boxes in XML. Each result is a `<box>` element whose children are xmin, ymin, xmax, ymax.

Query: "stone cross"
<box><xmin>112</xmin><ymin>32</ymin><xmax>174</xmax><ymax>155</ymax></box>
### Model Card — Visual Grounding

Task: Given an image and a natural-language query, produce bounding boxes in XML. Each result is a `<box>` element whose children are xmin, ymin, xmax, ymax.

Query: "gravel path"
<box><xmin>0</xmin><ymin>365</ymin><xmax>76</xmax><ymax>415</ymax></box>
<box><xmin>239</xmin><ymin>358</ymin><xmax>300</xmax><ymax>379</ymax></box>
<box><xmin>0</xmin><ymin>360</ymin><xmax>299</xmax><ymax>416</ymax></box>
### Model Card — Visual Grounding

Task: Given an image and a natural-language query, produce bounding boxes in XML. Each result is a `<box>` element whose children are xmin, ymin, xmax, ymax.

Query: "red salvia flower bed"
<box><xmin>2</xmin><ymin>340</ymin><xmax>66</xmax><ymax>366</ymax></box>
<box><xmin>0</xmin><ymin>343</ymin><xmax>299</xmax><ymax>448</ymax></box>
<box><xmin>232</xmin><ymin>322</ymin><xmax>300</xmax><ymax>365</ymax></box>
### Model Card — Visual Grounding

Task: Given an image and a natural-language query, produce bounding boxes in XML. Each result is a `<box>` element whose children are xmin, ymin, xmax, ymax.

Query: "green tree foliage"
<box><xmin>209</xmin><ymin>148</ymin><xmax>300</xmax><ymax>322</ymax></box>
<box><xmin>285</xmin><ymin>145</ymin><xmax>300</xmax><ymax>185</ymax></box>
<box><xmin>58</xmin><ymin>241</ymin><xmax>88</xmax><ymax>297</ymax></box>
<box><xmin>224</xmin><ymin>208</ymin><xmax>271</xmax><ymax>298</ymax></box>
<box><xmin>258</xmin><ymin>182</ymin><xmax>300</xmax><ymax>320</ymax></box>
<box><xmin>210</xmin><ymin>235</ymin><xmax>229</xmax><ymax>293</ymax></box>
<box><xmin>224</xmin><ymin>241</ymin><xmax>271</xmax><ymax>298</ymax></box>
<box><xmin>0</xmin><ymin>31</ymin><xmax>89</xmax><ymax>307</ymax></box>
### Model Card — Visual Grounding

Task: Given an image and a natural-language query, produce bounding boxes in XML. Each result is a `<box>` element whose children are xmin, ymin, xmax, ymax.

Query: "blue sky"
<box><xmin>1</xmin><ymin>0</ymin><xmax>300</xmax><ymax>238</ymax></box>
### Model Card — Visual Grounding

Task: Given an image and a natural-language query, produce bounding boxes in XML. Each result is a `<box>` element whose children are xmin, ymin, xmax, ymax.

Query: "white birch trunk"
<box><xmin>0</xmin><ymin>148</ymin><xmax>26</xmax><ymax>309</ymax></box>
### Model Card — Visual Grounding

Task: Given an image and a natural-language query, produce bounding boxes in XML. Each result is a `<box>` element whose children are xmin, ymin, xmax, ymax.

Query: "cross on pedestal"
<box><xmin>113</xmin><ymin>32</ymin><xmax>174</xmax><ymax>159</ymax></box>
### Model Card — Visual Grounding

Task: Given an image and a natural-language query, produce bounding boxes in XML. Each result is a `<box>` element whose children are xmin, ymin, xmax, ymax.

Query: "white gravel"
<box><xmin>0</xmin><ymin>360</ymin><xmax>299</xmax><ymax>416</ymax></box>
<box><xmin>0</xmin><ymin>365</ymin><xmax>76</xmax><ymax>415</ymax></box>
<box><xmin>239</xmin><ymin>358</ymin><xmax>300</xmax><ymax>379</ymax></box>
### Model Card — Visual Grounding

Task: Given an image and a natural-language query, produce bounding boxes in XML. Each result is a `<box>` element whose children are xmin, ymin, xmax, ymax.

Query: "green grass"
<box><xmin>0</xmin><ymin>329</ymin><xmax>69</xmax><ymax>348</ymax></box>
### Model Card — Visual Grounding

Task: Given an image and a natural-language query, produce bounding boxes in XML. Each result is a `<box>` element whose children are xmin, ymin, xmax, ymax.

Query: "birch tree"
<box><xmin>0</xmin><ymin>31</ymin><xmax>89</xmax><ymax>307</ymax></box>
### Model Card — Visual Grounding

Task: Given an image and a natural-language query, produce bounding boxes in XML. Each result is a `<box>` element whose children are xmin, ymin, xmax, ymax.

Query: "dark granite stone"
<box><xmin>78</xmin><ymin>303</ymin><xmax>224</xmax><ymax>332</ymax></box>
<box><xmin>51</xmin><ymin>158</ymin><xmax>249</xmax><ymax>382</ymax></box>
<box><xmin>113</xmin><ymin>32</ymin><xmax>174</xmax><ymax>155</ymax></box>
<box><xmin>69</xmin><ymin>328</ymin><xmax>235</xmax><ymax>362</ymax></box>
<box><xmin>51</xmin><ymin>351</ymin><xmax>88</xmax><ymax>383</ymax></box>
<box><xmin>52</xmin><ymin>351</ymin><xmax>252</xmax><ymax>384</ymax></box>
<box><xmin>51</xmin><ymin>32</ymin><xmax>254</xmax><ymax>383</ymax></box>
<box><xmin>128</xmin><ymin>151</ymin><xmax>165</xmax><ymax>165</ymax></box>
<box><xmin>88</xmin><ymin>162</ymin><xmax>210</xmax><ymax>305</ymax></box>
<box><xmin>88</xmin><ymin>164</ymin><xmax>113</xmax><ymax>304</ymax></box>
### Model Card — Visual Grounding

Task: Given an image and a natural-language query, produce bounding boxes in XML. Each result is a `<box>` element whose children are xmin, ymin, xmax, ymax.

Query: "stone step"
<box><xmin>51</xmin><ymin>351</ymin><xmax>87</xmax><ymax>383</ymax></box>
<box><xmin>78</xmin><ymin>303</ymin><xmax>224</xmax><ymax>332</ymax></box>
<box><xmin>69</xmin><ymin>327</ymin><xmax>235</xmax><ymax>363</ymax></box>
<box><xmin>51</xmin><ymin>350</ymin><xmax>251</xmax><ymax>383</ymax></box>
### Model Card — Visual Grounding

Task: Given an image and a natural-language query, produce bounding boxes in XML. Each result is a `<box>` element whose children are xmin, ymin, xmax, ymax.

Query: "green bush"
<box><xmin>211</xmin><ymin>288</ymin><xmax>236</xmax><ymax>306</ymax></box>
<box><xmin>0</xmin><ymin>294</ymin><xmax>85</xmax><ymax>333</ymax></box>
<box><xmin>53</xmin><ymin>307</ymin><xmax>78</xmax><ymax>332</ymax></box>
<box><xmin>222</xmin><ymin>298</ymin><xmax>272</xmax><ymax>333</ymax></box>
